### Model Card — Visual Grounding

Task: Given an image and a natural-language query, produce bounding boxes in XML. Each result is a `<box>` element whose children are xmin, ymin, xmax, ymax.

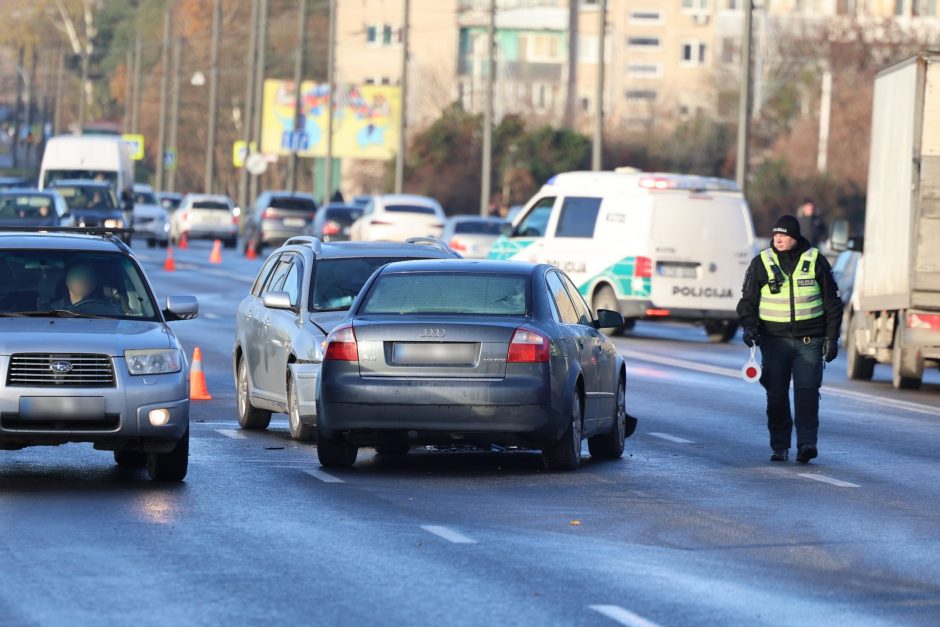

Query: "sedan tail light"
<box><xmin>322</xmin><ymin>220</ymin><xmax>341</xmax><ymax>236</ymax></box>
<box><xmin>449</xmin><ymin>238</ymin><xmax>466</xmax><ymax>252</ymax></box>
<box><xmin>507</xmin><ymin>328</ymin><xmax>550</xmax><ymax>363</ymax></box>
<box><xmin>261</xmin><ymin>208</ymin><xmax>273</xmax><ymax>219</ymax></box>
<box><xmin>324</xmin><ymin>324</ymin><xmax>359</xmax><ymax>362</ymax></box>
<box><xmin>370</xmin><ymin>219</ymin><xmax>393</xmax><ymax>226</ymax></box>
<box><xmin>181</xmin><ymin>210</ymin><xmax>190</xmax><ymax>222</ymax></box>
<box><xmin>907</xmin><ymin>312</ymin><xmax>940</xmax><ymax>330</ymax></box>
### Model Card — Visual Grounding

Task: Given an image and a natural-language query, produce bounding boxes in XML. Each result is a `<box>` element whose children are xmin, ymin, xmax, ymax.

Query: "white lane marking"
<box><xmin>798</xmin><ymin>473</ymin><xmax>860</xmax><ymax>488</ymax></box>
<box><xmin>589</xmin><ymin>605</ymin><xmax>661</xmax><ymax>627</ymax></box>
<box><xmin>620</xmin><ymin>348</ymin><xmax>940</xmax><ymax>418</ymax></box>
<box><xmin>648</xmin><ymin>432</ymin><xmax>694</xmax><ymax>444</ymax></box>
<box><xmin>420</xmin><ymin>525</ymin><xmax>477</xmax><ymax>544</ymax></box>
<box><xmin>303</xmin><ymin>468</ymin><xmax>345</xmax><ymax>483</ymax></box>
<box><xmin>216</xmin><ymin>429</ymin><xmax>248</xmax><ymax>439</ymax></box>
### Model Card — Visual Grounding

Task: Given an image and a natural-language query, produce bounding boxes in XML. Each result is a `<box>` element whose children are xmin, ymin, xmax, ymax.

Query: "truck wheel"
<box><xmin>892</xmin><ymin>322</ymin><xmax>922</xmax><ymax>390</ymax></box>
<box><xmin>237</xmin><ymin>358</ymin><xmax>272</xmax><ymax>430</ymax></box>
<box><xmin>317</xmin><ymin>431</ymin><xmax>358</xmax><ymax>468</ymax></box>
<box><xmin>705</xmin><ymin>320</ymin><xmax>738</xmax><ymax>343</ymax></box>
<box><xmin>147</xmin><ymin>429</ymin><xmax>189</xmax><ymax>482</ymax></box>
<box><xmin>588</xmin><ymin>378</ymin><xmax>626</xmax><ymax>459</ymax></box>
<box><xmin>846</xmin><ymin>311</ymin><xmax>875</xmax><ymax>381</ymax></box>
<box><xmin>592</xmin><ymin>285</ymin><xmax>623</xmax><ymax>335</ymax></box>
<box><xmin>287</xmin><ymin>375</ymin><xmax>315</xmax><ymax>442</ymax></box>
<box><xmin>542</xmin><ymin>389</ymin><xmax>583</xmax><ymax>471</ymax></box>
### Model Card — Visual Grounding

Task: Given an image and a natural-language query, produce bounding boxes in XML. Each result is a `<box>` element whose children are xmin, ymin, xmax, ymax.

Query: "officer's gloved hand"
<box><xmin>823</xmin><ymin>337</ymin><xmax>838</xmax><ymax>362</ymax></box>
<box><xmin>742</xmin><ymin>327</ymin><xmax>759</xmax><ymax>348</ymax></box>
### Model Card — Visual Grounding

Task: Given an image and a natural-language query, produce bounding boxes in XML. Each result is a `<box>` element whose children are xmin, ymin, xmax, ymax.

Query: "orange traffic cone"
<box><xmin>245</xmin><ymin>238</ymin><xmax>258</xmax><ymax>260</ymax></box>
<box><xmin>163</xmin><ymin>246</ymin><xmax>176</xmax><ymax>272</ymax></box>
<box><xmin>189</xmin><ymin>347</ymin><xmax>213</xmax><ymax>401</ymax></box>
<box><xmin>209</xmin><ymin>239</ymin><xmax>223</xmax><ymax>264</ymax></box>
<box><xmin>178</xmin><ymin>232</ymin><xmax>188</xmax><ymax>249</ymax></box>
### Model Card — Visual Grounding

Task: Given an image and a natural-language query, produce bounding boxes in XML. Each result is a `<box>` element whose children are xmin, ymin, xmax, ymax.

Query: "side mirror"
<box><xmin>262</xmin><ymin>291</ymin><xmax>294</xmax><ymax>311</ymax></box>
<box><xmin>163</xmin><ymin>295</ymin><xmax>198</xmax><ymax>321</ymax></box>
<box><xmin>828</xmin><ymin>219</ymin><xmax>850</xmax><ymax>253</ymax></box>
<box><xmin>594</xmin><ymin>309</ymin><xmax>625</xmax><ymax>330</ymax></box>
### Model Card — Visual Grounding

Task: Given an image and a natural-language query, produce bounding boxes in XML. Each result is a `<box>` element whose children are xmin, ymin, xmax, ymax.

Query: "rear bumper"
<box><xmin>260</xmin><ymin>225</ymin><xmax>307</xmax><ymax>244</ymax></box>
<box><xmin>183</xmin><ymin>226</ymin><xmax>237</xmax><ymax>239</ymax></box>
<box><xmin>134</xmin><ymin>222</ymin><xmax>169</xmax><ymax>241</ymax></box>
<box><xmin>317</xmin><ymin>371</ymin><xmax>562</xmax><ymax>445</ymax></box>
<box><xmin>616</xmin><ymin>298</ymin><xmax>736</xmax><ymax>321</ymax></box>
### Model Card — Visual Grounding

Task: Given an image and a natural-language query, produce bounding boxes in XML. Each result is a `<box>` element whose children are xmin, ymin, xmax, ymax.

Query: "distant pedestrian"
<box><xmin>737</xmin><ymin>215</ymin><xmax>843</xmax><ymax>464</ymax></box>
<box><xmin>796</xmin><ymin>199</ymin><xmax>828</xmax><ymax>247</ymax></box>
<box><xmin>330</xmin><ymin>189</ymin><xmax>344</xmax><ymax>203</ymax></box>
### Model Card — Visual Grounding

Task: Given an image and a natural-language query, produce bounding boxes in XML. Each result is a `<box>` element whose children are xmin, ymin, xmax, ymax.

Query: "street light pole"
<box><xmin>239</xmin><ymin>0</ymin><xmax>260</xmax><ymax>213</ymax></box>
<box><xmin>156</xmin><ymin>8</ymin><xmax>173</xmax><ymax>191</ymax></box>
<box><xmin>394</xmin><ymin>0</ymin><xmax>410</xmax><ymax>195</ymax></box>
<box><xmin>736</xmin><ymin>0</ymin><xmax>754</xmax><ymax>197</ymax></box>
<box><xmin>287</xmin><ymin>0</ymin><xmax>308</xmax><ymax>194</ymax></box>
<box><xmin>205</xmin><ymin>0</ymin><xmax>221</xmax><ymax>194</ymax></box>
<box><xmin>324</xmin><ymin>0</ymin><xmax>337</xmax><ymax>204</ymax></box>
<box><xmin>591</xmin><ymin>0</ymin><xmax>606</xmax><ymax>171</ymax></box>
<box><xmin>131</xmin><ymin>33</ymin><xmax>142</xmax><ymax>134</ymax></box>
<box><xmin>479</xmin><ymin>0</ymin><xmax>495</xmax><ymax>217</ymax></box>
<box><xmin>250</xmin><ymin>0</ymin><xmax>269</xmax><ymax>201</ymax></box>
<box><xmin>167</xmin><ymin>37</ymin><xmax>181</xmax><ymax>193</ymax></box>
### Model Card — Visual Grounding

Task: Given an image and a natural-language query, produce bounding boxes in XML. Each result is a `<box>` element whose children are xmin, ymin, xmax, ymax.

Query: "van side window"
<box><xmin>545</xmin><ymin>271</ymin><xmax>579</xmax><ymax>325</ymax></box>
<box><xmin>514</xmin><ymin>197</ymin><xmax>555</xmax><ymax>238</ymax></box>
<box><xmin>554</xmin><ymin>197</ymin><xmax>602</xmax><ymax>238</ymax></box>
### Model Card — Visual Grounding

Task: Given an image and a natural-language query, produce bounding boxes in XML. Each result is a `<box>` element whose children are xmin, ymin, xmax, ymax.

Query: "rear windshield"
<box><xmin>134</xmin><ymin>191</ymin><xmax>159</xmax><ymax>205</ymax></box>
<box><xmin>269</xmin><ymin>197</ymin><xmax>317</xmax><ymax>211</ymax></box>
<box><xmin>323</xmin><ymin>207</ymin><xmax>363</xmax><ymax>225</ymax></box>
<box><xmin>310</xmin><ymin>257</ymin><xmax>406</xmax><ymax>312</ymax></box>
<box><xmin>385</xmin><ymin>205</ymin><xmax>437</xmax><ymax>216</ymax></box>
<box><xmin>192</xmin><ymin>201</ymin><xmax>230</xmax><ymax>210</ymax></box>
<box><xmin>54</xmin><ymin>186</ymin><xmax>117</xmax><ymax>212</ymax></box>
<box><xmin>453</xmin><ymin>220</ymin><xmax>505</xmax><ymax>235</ymax></box>
<box><xmin>361</xmin><ymin>273</ymin><xmax>528</xmax><ymax>316</ymax></box>
<box><xmin>0</xmin><ymin>194</ymin><xmax>58</xmax><ymax>219</ymax></box>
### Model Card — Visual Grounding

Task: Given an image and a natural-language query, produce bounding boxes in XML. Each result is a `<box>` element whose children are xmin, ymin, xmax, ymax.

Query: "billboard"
<box><xmin>260</xmin><ymin>80</ymin><xmax>401</xmax><ymax>161</ymax></box>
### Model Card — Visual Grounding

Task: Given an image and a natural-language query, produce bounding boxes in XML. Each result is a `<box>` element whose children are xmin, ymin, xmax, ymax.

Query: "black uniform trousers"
<box><xmin>759</xmin><ymin>335</ymin><xmax>824</xmax><ymax>451</ymax></box>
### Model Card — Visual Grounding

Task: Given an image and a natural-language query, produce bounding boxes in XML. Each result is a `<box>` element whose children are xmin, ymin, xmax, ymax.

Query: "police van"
<box><xmin>489</xmin><ymin>170</ymin><xmax>756</xmax><ymax>342</ymax></box>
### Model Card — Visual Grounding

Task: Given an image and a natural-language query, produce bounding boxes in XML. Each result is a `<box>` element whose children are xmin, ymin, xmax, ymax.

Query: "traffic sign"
<box><xmin>122</xmin><ymin>133</ymin><xmax>145</xmax><ymax>161</ymax></box>
<box><xmin>281</xmin><ymin>130</ymin><xmax>309</xmax><ymax>152</ymax></box>
<box><xmin>164</xmin><ymin>149</ymin><xmax>177</xmax><ymax>170</ymax></box>
<box><xmin>245</xmin><ymin>152</ymin><xmax>268</xmax><ymax>176</ymax></box>
<box><xmin>233</xmin><ymin>141</ymin><xmax>257</xmax><ymax>168</ymax></box>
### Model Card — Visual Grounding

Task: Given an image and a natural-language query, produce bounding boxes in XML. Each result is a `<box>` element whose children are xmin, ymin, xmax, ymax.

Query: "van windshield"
<box><xmin>44</xmin><ymin>170</ymin><xmax>118</xmax><ymax>188</ymax></box>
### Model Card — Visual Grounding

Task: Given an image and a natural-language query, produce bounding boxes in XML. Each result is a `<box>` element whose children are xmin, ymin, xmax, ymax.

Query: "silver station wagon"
<box><xmin>0</xmin><ymin>230</ymin><xmax>198</xmax><ymax>481</ymax></box>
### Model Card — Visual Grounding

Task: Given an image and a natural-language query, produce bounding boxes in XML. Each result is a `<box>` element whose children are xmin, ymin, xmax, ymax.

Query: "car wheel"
<box><xmin>588</xmin><ymin>377</ymin><xmax>627</xmax><ymax>459</ymax></box>
<box><xmin>114</xmin><ymin>449</ymin><xmax>146</xmax><ymax>467</ymax></box>
<box><xmin>705</xmin><ymin>320</ymin><xmax>738</xmax><ymax>343</ymax></box>
<box><xmin>846</xmin><ymin>310</ymin><xmax>875</xmax><ymax>381</ymax></box>
<box><xmin>317</xmin><ymin>430</ymin><xmax>358</xmax><ymax>468</ymax></box>
<box><xmin>375</xmin><ymin>442</ymin><xmax>410</xmax><ymax>456</ymax></box>
<box><xmin>542</xmin><ymin>388</ymin><xmax>583</xmax><ymax>471</ymax></box>
<box><xmin>592</xmin><ymin>285</ymin><xmax>623</xmax><ymax>335</ymax></box>
<box><xmin>287</xmin><ymin>375</ymin><xmax>315</xmax><ymax>442</ymax></box>
<box><xmin>146</xmin><ymin>429</ymin><xmax>189</xmax><ymax>482</ymax></box>
<box><xmin>237</xmin><ymin>358</ymin><xmax>272</xmax><ymax>430</ymax></box>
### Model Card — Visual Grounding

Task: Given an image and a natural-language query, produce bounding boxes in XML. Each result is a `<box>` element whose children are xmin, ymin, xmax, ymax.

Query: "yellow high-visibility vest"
<box><xmin>758</xmin><ymin>247</ymin><xmax>824</xmax><ymax>323</ymax></box>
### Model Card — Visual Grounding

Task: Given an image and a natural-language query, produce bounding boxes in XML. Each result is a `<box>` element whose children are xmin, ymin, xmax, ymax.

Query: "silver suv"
<box><xmin>0</xmin><ymin>230</ymin><xmax>198</xmax><ymax>481</ymax></box>
<box><xmin>234</xmin><ymin>236</ymin><xmax>460</xmax><ymax>441</ymax></box>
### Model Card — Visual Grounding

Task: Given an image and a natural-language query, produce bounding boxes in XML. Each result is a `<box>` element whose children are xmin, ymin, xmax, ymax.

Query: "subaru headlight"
<box><xmin>104</xmin><ymin>218</ymin><xmax>125</xmax><ymax>228</ymax></box>
<box><xmin>125</xmin><ymin>349</ymin><xmax>182</xmax><ymax>375</ymax></box>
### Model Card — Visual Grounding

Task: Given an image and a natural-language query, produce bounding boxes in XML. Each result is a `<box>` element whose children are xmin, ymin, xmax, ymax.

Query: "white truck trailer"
<box><xmin>840</xmin><ymin>52</ymin><xmax>940</xmax><ymax>389</ymax></box>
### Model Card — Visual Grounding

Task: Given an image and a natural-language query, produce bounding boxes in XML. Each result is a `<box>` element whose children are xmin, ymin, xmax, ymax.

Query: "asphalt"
<box><xmin>1</xmin><ymin>240</ymin><xmax>938</xmax><ymax>626</ymax></box>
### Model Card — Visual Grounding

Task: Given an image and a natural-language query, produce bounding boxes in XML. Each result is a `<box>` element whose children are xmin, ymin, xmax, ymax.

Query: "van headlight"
<box><xmin>105</xmin><ymin>218</ymin><xmax>125</xmax><ymax>228</ymax></box>
<box><xmin>125</xmin><ymin>349</ymin><xmax>182</xmax><ymax>375</ymax></box>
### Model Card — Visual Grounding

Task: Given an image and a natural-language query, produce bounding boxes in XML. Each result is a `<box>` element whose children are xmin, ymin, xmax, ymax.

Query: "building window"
<box><xmin>626</xmin><ymin>90</ymin><xmax>657</xmax><ymax>101</ymax></box>
<box><xmin>627</xmin><ymin>63</ymin><xmax>662</xmax><ymax>78</ymax></box>
<box><xmin>682</xmin><ymin>0</ymin><xmax>710</xmax><ymax>11</ymax></box>
<box><xmin>366</xmin><ymin>25</ymin><xmax>377</xmax><ymax>45</ymax></box>
<box><xmin>895</xmin><ymin>0</ymin><xmax>905</xmax><ymax>15</ymax></box>
<box><xmin>629</xmin><ymin>9</ymin><xmax>663</xmax><ymax>24</ymax></box>
<box><xmin>382</xmin><ymin>24</ymin><xmax>393</xmax><ymax>45</ymax></box>
<box><xmin>912</xmin><ymin>0</ymin><xmax>937</xmax><ymax>15</ymax></box>
<box><xmin>627</xmin><ymin>36</ymin><xmax>661</xmax><ymax>49</ymax></box>
<box><xmin>681</xmin><ymin>41</ymin><xmax>708</xmax><ymax>66</ymax></box>
<box><xmin>721</xmin><ymin>38</ymin><xmax>735</xmax><ymax>64</ymax></box>
<box><xmin>578</xmin><ymin>37</ymin><xmax>598</xmax><ymax>63</ymax></box>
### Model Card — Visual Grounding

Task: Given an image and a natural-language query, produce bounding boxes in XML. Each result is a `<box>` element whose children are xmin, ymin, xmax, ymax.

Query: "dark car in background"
<box><xmin>0</xmin><ymin>190</ymin><xmax>71</xmax><ymax>228</ymax></box>
<box><xmin>307</xmin><ymin>203</ymin><xmax>364</xmax><ymax>242</ymax></box>
<box><xmin>50</xmin><ymin>179</ymin><xmax>130</xmax><ymax>243</ymax></box>
<box><xmin>0</xmin><ymin>177</ymin><xmax>33</xmax><ymax>191</ymax></box>
<box><xmin>243</xmin><ymin>191</ymin><xmax>318</xmax><ymax>254</ymax></box>
<box><xmin>316</xmin><ymin>260</ymin><xmax>633</xmax><ymax>470</ymax></box>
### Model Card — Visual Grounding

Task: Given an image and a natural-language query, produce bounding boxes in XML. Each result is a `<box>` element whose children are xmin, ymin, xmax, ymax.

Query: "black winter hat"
<box><xmin>772</xmin><ymin>215</ymin><xmax>801</xmax><ymax>239</ymax></box>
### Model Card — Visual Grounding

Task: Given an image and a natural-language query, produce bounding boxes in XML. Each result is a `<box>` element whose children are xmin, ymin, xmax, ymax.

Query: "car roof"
<box><xmin>379</xmin><ymin>259</ymin><xmax>539</xmax><ymax>274</ymax></box>
<box><xmin>51</xmin><ymin>179</ymin><xmax>113</xmax><ymax>188</ymax></box>
<box><xmin>314</xmin><ymin>241</ymin><xmax>458</xmax><ymax>259</ymax></box>
<box><xmin>184</xmin><ymin>194</ymin><xmax>232</xmax><ymax>203</ymax></box>
<box><xmin>377</xmin><ymin>194</ymin><xmax>441</xmax><ymax>207</ymax></box>
<box><xmin>0</xmin><ymin>189</ymin><xmax>54</xmax><ymax>196</ymax></box>
<box><xmin>449</xmin><ymin>215</ymin><xmax>507</xmax><ymax>222</ymax></box>
<box><xmin>134</xmin><ymin>184</ymin><xmax>156</xmax><ymax>192</ymax></box>
<box><xmin>261</xmin><ymin>190</ymin><xmax>316</xmax><ymax>198</ymax></box>
<box><xmin>0</xmin><ymin>232</ymin><xmax>127</xmax><ymax>252</ymax></box>
<box><xmin>158</xmin><ymin>191</ymin><xmax>182</xmax><ymax>198</ymax></box>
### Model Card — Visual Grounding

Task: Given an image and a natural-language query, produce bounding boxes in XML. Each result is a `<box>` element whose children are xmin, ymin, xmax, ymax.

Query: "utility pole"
<box><xmin>287</xmin><ymin>0</ymin><xmax>308</xmax><ymax>193</ymax></box>
<box><xmin>591</xmin><ymin>0</ymin><xmax>606</xmax><ymax>171</ymax></box>
<box><xmin>239</xmin><ymin>0</ymin><xmax>260</xmax><ymax>214</ymax></box>
<box><xmin>563</xmin><ymin>0</ymin><xmax>578</xmax><ymax>129</ymax></box>
<box><xmin>394</xmin><ymin>0</ymin><xmax>410</xmax><ymax>194</ymax></box>
<box><xmin>736</xmin><ymin>0</ymin><xmax>754</xmax><ymax>196</ymax></box>
<box><xmin>78</xmin><ymin>47</ymin><xmax>90</xmax><ymax>132</ymax></box>
<box><xmin>13</xmin><ymin>46</ymin><xmax>23</xmax><ymax>170</ymax></box>
<box><xmin>124</xmin><ymin>42</ymin><xmax>134</xmax><ymax>132</ymax></box>
<box><xmin>324</xmin><ymin>0</ymin><xmax>338</xmax><ymax>203</ymax></box>
<box><xmin>817</xmin><ymin>67</ymin><xmax>832</xmax><ymax>174</ymax></box>
<box><xmin>250</xmin><ymin>0</ymin><xmax>269</xmax><ymax>201</ymax></box>
<box><xmin>480</xmin><ymin>0</ymin><xmax>496</xmax><ymax>217</ymax></box>
<box><xmin>131</xmin><ymin>33</ymin><xmax>142</xmax><ymax>134</ymax></box>
<box><xmin>205</xmin><ymin>0</ymin><xmax>221</xmax><ymax>194</ymax></box>
<box><xmin>167</xmin><ymin>38</ymin><xmax>182</xmax><ymax>193</ymax></box>
<box><xmin>53</xmin><ymin>49</ymin><xmax>64</xmax><ymax>135</ymax></box>
<box><xmin>156</xmin><ymin>8</ymin><xmax>173</xmax><ymax>191</ymax></box>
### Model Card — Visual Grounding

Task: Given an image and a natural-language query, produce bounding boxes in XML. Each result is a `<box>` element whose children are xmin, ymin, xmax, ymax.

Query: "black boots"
<box><xmin>796</xmin><ymin>445</ymin><xmax>818</xmax><ymax>464</ymax></box>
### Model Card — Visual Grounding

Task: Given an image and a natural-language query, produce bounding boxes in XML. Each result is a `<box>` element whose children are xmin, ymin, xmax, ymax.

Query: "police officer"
<box><xmin>737</xmin><ymin>215</ymin><xmax>843</xmax><ymax>463</ymax></box>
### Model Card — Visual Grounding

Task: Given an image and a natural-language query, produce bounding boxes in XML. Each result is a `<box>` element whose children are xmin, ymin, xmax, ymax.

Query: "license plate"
<box><xmin>392</xmin><ymin>343</ymin><xmax>478</xmax><ymax>366</ymax></box>
<box><xmin>19</xmin><ymin>396</ymin><xmax>105</xmax><ymax>421</ymax></box>
<box><xmin>283</xmin><ymin>218</ymin><xmax>306</xmax><ymax>228</ymax></box>
<box><xmin>657</xmin><ymin>263</ymin><xmax>698</xmax><ymax>279</ymax></box>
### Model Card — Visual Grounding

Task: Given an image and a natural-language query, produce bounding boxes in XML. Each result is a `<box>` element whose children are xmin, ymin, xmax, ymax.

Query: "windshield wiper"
<box><xmin>8</xmin><ymin>310</ymin><xmax>111</xmax><ymax>319</ymax></box>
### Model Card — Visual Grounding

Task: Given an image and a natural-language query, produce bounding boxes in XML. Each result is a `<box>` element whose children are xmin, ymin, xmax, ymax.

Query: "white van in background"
<box><xmin>489</xmin><ymin>171</ymin><xmax>756</xmax><ymax>342</ymax></box>
<box><xmin>39</xmin><ymin>135</ymin><xmax>136</xmax><ymax>225</ymax></box>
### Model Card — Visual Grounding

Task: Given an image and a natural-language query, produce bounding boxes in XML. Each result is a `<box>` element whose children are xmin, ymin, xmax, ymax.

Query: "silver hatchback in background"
<box><xmin>233</xmin><ymin>236</ymin><xmax>460</xmax><ymax>442</ymax></box>
<box><xmin>0</xmin><ymin>229</ymin><xmax>198</xmax><ymax>481</ymax></box>
<box><xmin>442</xmin><ymin>215</ymin><xmax>509</xmax><ymax>259</ymax></box>
<box><xmin>170</xmin><ymin>193</ymin><xmax>239</xmax><ymax>248</ymax></box>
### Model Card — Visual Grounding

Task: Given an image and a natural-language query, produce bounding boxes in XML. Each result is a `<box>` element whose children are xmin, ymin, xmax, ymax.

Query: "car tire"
<box><xmin>542</xmin><ymin>389</ymin><xmax>583</xmax><ymax>471</ymax></box>
<box><xmin>375</xmin><ymin>443</ymin><xmax>410</xmax><ymax>456</ymax></box>
<box><xmin>317</xmin><ymin>431</ymin><xmax>358</xmax><ymax>468</ymax></box>
<box><xmin>705</xmin><ymin>320</ymin><xmax>738</xmax><ymax>343</ymax></box>
<box><xmin>287</xmin><ymin>375</ymin><xmax>315</xmax><ymax>442</ymax></box>
<box><xmin>588</xmin><ymin>377</ymin><xmax>627</xmax><ymax>459</ymax></box>
<box><xmin>237</xmin><ymin>358</ymin><xmax>272</xmax><ymax>430</ymax></box>
<box><xmin>146</xmin><ymin>429</ymin><xmax>189</xmax><ymax>482</ymax></box>
<box><xmin>892</xmin><ymin>321</ymin><xmax>922</xmax><ymax>390</ymax></box>
<box><xmin>592</xmin><ymin>285</ymin><xmax>623</xmax><ymax>335</ymax></box>
<box><xmin>846</xmin><ymin>310</ymin><xmax>875</xmax><ymax>381</ymax></box>
<box><xmin>114</xmin><ymin>449</ymin><xmax>146</xmax><ymax>467</ymax></box>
